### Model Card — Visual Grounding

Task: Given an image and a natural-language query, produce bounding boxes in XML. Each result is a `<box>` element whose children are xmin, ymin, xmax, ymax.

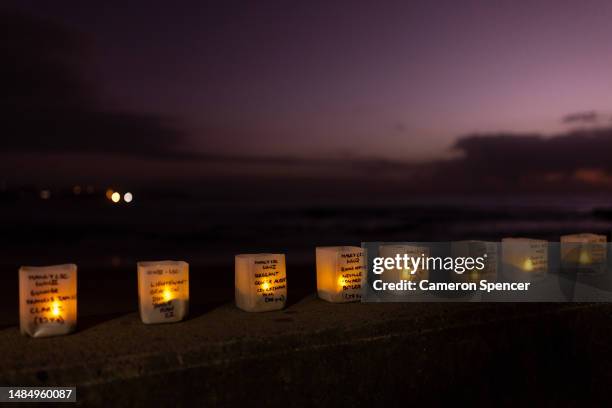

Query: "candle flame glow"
<box><xmin>262</xmin><ymin>281</ymin><xmax>270</xmax><ymax>291</ymax></box>
<box><xmin>337</xmin><ymin>276</ymin><xmax>346</xmax><ymax>287</ymax></box>
<box><xmin>579</xmin><ymin>250</ymin><xmax>591</xmax><ymax>265</ymax></box>
<box><xmin>51</xmin><ymin>302</ymin><xmax>61</xmax><ymax>317</ymax></box>
<box><xmin>163</xmin><ymin>288</ymin><xmax>173</xmax><ymax>302</ymax></box>
<box><xmin>523</xmin><ymin>258</ymin><xmax>534</xmax><ymax>271</ymax></box>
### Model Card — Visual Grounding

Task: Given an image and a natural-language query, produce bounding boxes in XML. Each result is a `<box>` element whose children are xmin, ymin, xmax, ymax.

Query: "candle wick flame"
<box><xmin>579</xmin><ymin>250</ymin><xmax>591</xmax><ymax>264</ymax></box>
<box><xmin>51</xmin><ymin>302</ymin><xmax>61</xmax><ymax>317</ymax></box>
<box><xmin>163</xmin><ymin>288</ymin><xmax>173</xmax><ymax>302</ymax></box>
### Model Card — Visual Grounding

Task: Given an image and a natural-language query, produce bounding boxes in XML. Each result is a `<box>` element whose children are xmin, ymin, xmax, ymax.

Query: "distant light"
<box><xmin>124</xmin><ymin>192</ymin><xmax>133</xmax><ymax>203</ymax></box>
<box><xmin>73</xmin><ymin>185</ymin><xmax>82</xmax><ymax>195</ymax></box>
<box><xmin>105</xmin><ymin>188</ymin><xmax>114</xmax><ymax>200</ymax></box>
<box><xmin>111</xmin><ymin>192</ymin><xmax>121</xmax><ymax>203</ymax></box>
<box><xmin>40</xmin><ymin>189</ymin><xmax>51</xmax><ymax>200</ymax></box>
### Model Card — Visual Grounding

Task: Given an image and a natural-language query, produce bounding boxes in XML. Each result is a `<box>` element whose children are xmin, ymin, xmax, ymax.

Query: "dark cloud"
<box><xmin>432</xmin><ymin>127</ymin><xmax>612</xmax><ymax>191</ymax></box>
<box><xmin>0</xmin><ymin>9</ymin><xmax>185</xmax><ymax>158</ymax></box>
<box><xmin>562</xmin><ymin>111</ymin><xmax>599</xmax><ymax>125</ymax></box>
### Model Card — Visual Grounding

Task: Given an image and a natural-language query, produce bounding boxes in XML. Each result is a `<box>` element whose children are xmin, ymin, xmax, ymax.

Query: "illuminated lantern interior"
<box><xmin>316</xmin><ymin>246</ymin><xmax>364</xmax><ymax>303</ymax></box>
<box><xmin>501</xmin><ymin>238</ymin><xmax>548</xmax><ymax>281</ymax></box>
<box><xmin>137</xmin><ymin>260</ymin><xmax>189</xmax><ymax>324</ymax></box>
<box><xmin>579</xmin><ymin>250</ymin><xmax>591</xmax><ymax>265</ymax></box>
<box><xmin>19</xmin><ymin>264</ymin><xmax>78</xmax><ymax>338</ymax></box>
<box><xmin>451</xmin><ymin>241</ymin><xmax>498</xmax><ymax>284</ymax></box>
<box><xmin>379</xmin><ymin>244</ymin><xmax>430</xmax><ymax>284</ymax></box>
<box><xmin>51</xmin><ymin>302</ymin><xmax>61</xmax><ymax>317</ymax></box>
<box><xmin>235</xmin><ymin>253</ymin><xmax>287</xmax><ymax>312</ymax></box>
<box><xmin>561</xmin><ymin>233</ymin><xmax>606</xmax><ymax>269</ymax></box>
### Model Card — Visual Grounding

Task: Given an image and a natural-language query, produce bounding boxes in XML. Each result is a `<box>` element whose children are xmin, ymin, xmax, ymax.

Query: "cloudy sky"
<box><xmin>3</xmin><ymin>0</ymin><xmax>612</xmax><ymax>191</ymax></box>
<box><xmin>5</xmin><ymin>0</ymin><xmax>612</xmax><ymax>162</ymax></box>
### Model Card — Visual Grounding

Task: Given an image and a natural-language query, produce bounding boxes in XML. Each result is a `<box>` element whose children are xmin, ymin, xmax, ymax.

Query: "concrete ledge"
<box><xmin>2</xmin><ymin>298</ymin><xmax>612</xmax><ymax>406</ymax></box>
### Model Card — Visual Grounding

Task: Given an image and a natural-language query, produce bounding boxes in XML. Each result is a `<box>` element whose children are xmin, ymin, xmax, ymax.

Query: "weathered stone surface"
<box><xmin>1</xmin><ymin>298</ymin><xmax>611</xmax><ymax>406</ymax></box>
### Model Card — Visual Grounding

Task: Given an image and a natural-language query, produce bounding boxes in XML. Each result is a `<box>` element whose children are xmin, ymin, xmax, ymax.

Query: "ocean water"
<box><xmin>3</xmin><ymin>192</ymin><xmax>612</xmax><ymax>270</ymax></box>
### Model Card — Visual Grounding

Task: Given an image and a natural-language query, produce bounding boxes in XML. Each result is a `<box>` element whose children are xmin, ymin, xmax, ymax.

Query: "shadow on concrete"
<box><xmin>78</xmin><ymin>312</ymin><xmax>132</xmax><ymax>332</ymax></box>
<box><xmin>0</xmin><ymin>324</ymin><xmax>16</xmax><ymax>333</ymax></box>
<box><xmin>285</xmin><ymin>290</ymin><xmax>315</xmax><ymax>310</ymax></box>
<box><xmin>188</xmin><ymin>301</ymin><xmax>227</xmax><ymax>320</ymax></box>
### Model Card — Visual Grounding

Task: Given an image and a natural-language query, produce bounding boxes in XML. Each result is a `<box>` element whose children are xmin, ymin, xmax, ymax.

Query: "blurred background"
<box><xmin>3</xmin><ymin>0</ymin><xmax>612</xmax><ymax>325</ymax></box>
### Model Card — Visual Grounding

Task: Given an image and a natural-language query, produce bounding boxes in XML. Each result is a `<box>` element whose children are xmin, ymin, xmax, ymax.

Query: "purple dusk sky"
<box><xmin>7</xmin><ymin>0</ymin><xmax>612</xmax><ymax>161</ymax></box>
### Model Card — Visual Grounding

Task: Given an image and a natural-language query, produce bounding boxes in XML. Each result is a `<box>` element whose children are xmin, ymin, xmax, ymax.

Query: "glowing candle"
<box><xmin>561</xmin><ymin>233</ymin><xmax>606</xmax><ymax>270</ymax></box>
<box><xmin>316</xmin><ymin>246</ymin><xmax>364</xmax><ymax>303</ymax></box>
<box><xmin>451</xmin><ymin>241</ymin><xmax>498</xmax><ymax>283</ymax></box>
<box><xmin>378</xmin><ymin>244</ymin><xmax>430</xmax><ymax>283</ymax></box>
<box><xmin>502</xmin><ymin>238</ymin><xmax>547</xmax><ymax>280</ymax></box>
<box><xmin>235</xmin><ymin>254</ymin><xmax>287</xmax><ymax>312</ymax></box>
<box><xmin>137</xmin><ymin>261</ymin><xmax>189</xmax><ymax>324</ymax></box>
<box><xmin>19</xmin><ymin>264</ymin><xmax>77</xmax><ymax>338</ymax></box>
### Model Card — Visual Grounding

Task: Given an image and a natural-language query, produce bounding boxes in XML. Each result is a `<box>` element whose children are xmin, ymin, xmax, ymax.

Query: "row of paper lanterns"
<box><xmin>18</xmin><ymin>233</ymin><xmax>607</xmax><ymax>338</ymax></box>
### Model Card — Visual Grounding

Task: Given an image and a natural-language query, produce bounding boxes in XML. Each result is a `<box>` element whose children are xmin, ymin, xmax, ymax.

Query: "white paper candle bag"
<box><xmin>235</xmin><ymin>254</ymin><xmax>287</xmax><ymax>312</ymax></box>
<box><xmin>451</xmin><ymin>241</ymin><xmax>498</xmax><ymax>283</ymax></box>
<box><xmin>137</xmin><ymin>260</ymin><xmax>189</xmax><ymax>324</ymax></box>
<box><xmin>378</xmin><ymin>244</ymin><xmax>430</xmax><ymax>283</ymax></box>
<box><xmin>502</xmin><ymin>238</ymin><xmax>547</xmax><ymax>281</ymax></box>
<box><xmin>316</xmin><ymin>246</ymin><xmax>365</xmax><ymax>303</ymax></box>
<box><xmin>561</xmin><ymin>233</ymin><xmax>606</xmax><ymax>267</ymax></box>
<box><xmin>19</xmin><ymin>264</ymin><xmax>77</xmax><ymax>338</ymax></box>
